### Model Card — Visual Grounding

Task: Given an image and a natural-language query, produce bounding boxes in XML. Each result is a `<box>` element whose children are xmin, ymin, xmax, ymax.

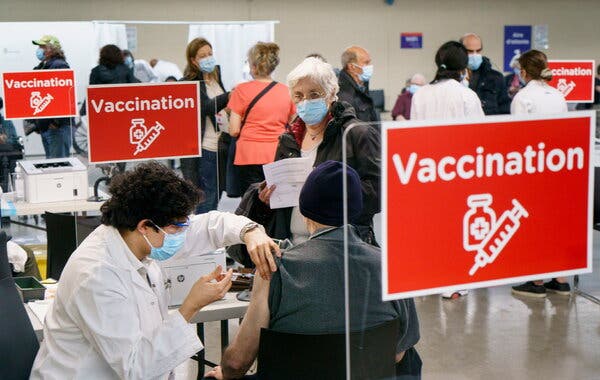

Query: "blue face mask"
<box><xmin>468</xmin><ymin>54</ymin><xmax>483</xmax><ymax>71</ymax></box>
<box><xmin>297</xmin><ymin>98</ymin><xmax>329</xmax><ymax>126</ymax></box>
<box><xmin>408</xmin><ymin>84</ymin><xmax>420</xmax><ymax>94</ymax></box>
<box><xmin>125</xmin><ymin>56</ymin><xmax>133</xmax><ymax>68</ymax></box>
<box><xmin>35</xmin><ymin>47</ymin><xmax>45</xmax><ymax>61</ymax></box>
<box><xmin>199</xmin><ymin>56</ymin><xmax>217</xmax><ymax>73</ymax></box>
<box><xmin>143</xmin><ymin>226</ymin><xmax>187</xmax><ymax>261</ymax></box>
<box><xmin>359</xmin><ymin>64</ymin><xmax>374</xmax><ymax>82</ymax></box>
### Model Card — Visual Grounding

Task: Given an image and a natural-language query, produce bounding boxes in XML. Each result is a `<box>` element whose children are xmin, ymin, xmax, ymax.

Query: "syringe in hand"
<box><xmin>469</xmin><ymin>199</ymin><xmax>528</xmax><ymax>276</ymax></box>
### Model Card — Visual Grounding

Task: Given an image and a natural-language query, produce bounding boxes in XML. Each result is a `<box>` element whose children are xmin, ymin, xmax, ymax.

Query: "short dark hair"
<box><xmin>433</xmin><ymin>41</ymin><xmax>468</xmax><ymax>83</ymax></box>
<box><xmin>99</xmin><ymin>44</ymin><xmax>124</xmax><ymax>69</ymax></box>
<box><xmin>100</xmin><ymin>161</ymin><xmax>203</xmax><ymax>231</ymax></box>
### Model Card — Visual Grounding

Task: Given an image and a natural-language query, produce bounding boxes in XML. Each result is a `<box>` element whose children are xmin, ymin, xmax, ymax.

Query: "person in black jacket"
<box><xmin>31</xmin><ymin>35</ymin><xmax>72</xmax><ymax>158</ymax></box>
<box><xmin>250</xmin><ymin>57</ymin><xmax>381</xmax><ymax>246</ymax></box>
<box><xmin>337</xmin><ymin>45</ymin><xmax>379</xmax><ymax>123</ymax></box>
<box><xmin>89</xmin><ymin>44</ymin><xmax>140</xmax><ymax>85</ymax></box>
<box><xmin>180</xmin><ymin>38</ymin><xmax>230</xmax><ymax>214</ymax></box>
<box><xmin>461</xmin><ymin>33</ymin><xmax>511</xmax><ymax>115</ymax></box>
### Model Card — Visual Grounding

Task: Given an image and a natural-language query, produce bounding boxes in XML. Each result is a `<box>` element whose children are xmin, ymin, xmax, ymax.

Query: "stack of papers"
<box><xmin>263</xmin><ymin>158</ymin><xmax>313</xmax><ymax>209</ymax></box>
<box><xmin>28</xmin><ymin>299</ymin><xmax>53</xmax><ymax>323</ymax></box>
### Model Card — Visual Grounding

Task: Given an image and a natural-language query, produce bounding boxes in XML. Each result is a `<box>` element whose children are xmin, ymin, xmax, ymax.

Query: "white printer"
<box><xmin>18</xmin><ymin>157</ymin><xmax>89</xmax><ymax>203</ymax></box>
<box><xmin>160</xmin><ymin>249</ymin><xmax>227</xmax><ymax>307</ymax></box>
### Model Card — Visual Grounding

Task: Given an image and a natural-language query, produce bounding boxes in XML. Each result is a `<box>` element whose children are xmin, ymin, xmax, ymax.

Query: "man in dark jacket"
<box><xmin>461</xmin><ymin>33</ymin><xmax>511</xmax><ymax>115</ymax></box>
<box><xmin>337</xmin><ymin>45</ymin><xmax>379</xmax><ymax>123</ymax></box>
<box><xmin>31</xmin><ymin>35</ymin><xmax>72</xmax><ymax>158</ymax></box>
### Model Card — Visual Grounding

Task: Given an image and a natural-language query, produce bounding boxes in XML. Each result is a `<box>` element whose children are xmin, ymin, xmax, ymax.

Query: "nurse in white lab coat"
<box><xmin>410</xmin><ymin>41</ymin><xmax>483</xmax><ymax>300</ymax></box>
<box><xmin>510</xmin><ymin>50</ymin><xmax>568</xmax><ymax>115</ymax></box>
<box><xmin>30</xmin><ymin>162</ymin><xmax>279</xmax><ymax>379</ymax></box>
<box><xmin>510</xmin><ymin>50</ymin><xmax>570</xmax><ymax>298</ymax></box>
<box><xmin>411</xmin><ymin>41</ymin><xmax>484</xmax><ymax>121</ymax></box>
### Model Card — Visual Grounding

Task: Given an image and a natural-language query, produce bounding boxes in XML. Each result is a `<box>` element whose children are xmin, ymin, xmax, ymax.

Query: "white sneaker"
<box><xmin>441</xmin><ymin>290</ymin><xmax>469</xmax><ymax>299</ymax></box>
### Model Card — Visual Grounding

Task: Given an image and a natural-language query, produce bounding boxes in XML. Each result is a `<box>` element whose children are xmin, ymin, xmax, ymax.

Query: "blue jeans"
<box><xmin>196</xmin><ymin>149</ymin><xmax>219</xmax><ymax>214</ymax></box>
<box><xmin>42</xmin><ymin>125</ymin><xmax>72</xmax><ymax>158</ymax></box>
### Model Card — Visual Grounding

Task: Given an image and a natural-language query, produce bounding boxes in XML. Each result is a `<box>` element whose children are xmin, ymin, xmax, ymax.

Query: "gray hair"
<box><xmin>341</xmin><ymin>48</ymin><xmax>358</xmax><ymax>70</ymax></box>
<box><xmin>410</xmin><ymin>73</ymin><xmax>426</xmax><ymax>85</ymax></box>
<box><xmin>287</xmin><ymin>57</ymin><xmax>340</xmax><ymax>101</ymax></box>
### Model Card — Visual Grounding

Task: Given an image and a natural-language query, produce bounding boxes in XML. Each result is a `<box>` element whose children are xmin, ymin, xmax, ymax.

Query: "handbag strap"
<box><xmin>240</xmin><ymin>81</ymin><xmax>278</xmax><ymax>131</ymax></box>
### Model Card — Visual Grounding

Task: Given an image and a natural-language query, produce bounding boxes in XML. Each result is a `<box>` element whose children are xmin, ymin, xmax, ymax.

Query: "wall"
<box><xmin>1</xmin><ymin>0</ymin><xmax>599</xmax><ymax>109</ymax></box>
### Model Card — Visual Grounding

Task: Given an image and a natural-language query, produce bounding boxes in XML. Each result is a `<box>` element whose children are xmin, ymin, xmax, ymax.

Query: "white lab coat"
<box><xmin>410</xmin><ymin>79</ymin><xmax>484</xmax><ymax>120</ymax></box>
<box><xmin>510</xmin><ymin>79</ymin><xmax>568</xmax><ymax>115</ymax></box>
<box><xmin>133</xmin><ymin>59</ymin><xmax>159</xmax><ymax>83</ymax></box>
<box><xmin>30</xmin><ymin>211</ymin><xmax>251</xmax><ymax>380</ymax></box>
<box><xmin>152</xmin><ymin>60</ymin><xmax>183</xmax><ymax>82</ymax></box>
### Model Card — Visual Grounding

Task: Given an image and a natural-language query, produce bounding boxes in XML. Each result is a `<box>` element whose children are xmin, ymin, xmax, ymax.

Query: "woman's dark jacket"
<box><xmin>179</xmin><ymin>66</ymin><xmax>229</xmax><ymax>186</ymax></box>
<box><xmin>89</xmin><ymin>63</ymin><xmax>140</xmax><ymax>85</ymax></box>
<box><xmin>247</xmin><ymin>100</ymin><xmax>381</xmax><ymax>240</ymax></box>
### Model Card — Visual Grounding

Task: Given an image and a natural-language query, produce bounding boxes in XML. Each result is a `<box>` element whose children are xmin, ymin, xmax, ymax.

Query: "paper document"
<box><xmin>263</xmin><ymin>158</ymin><xmax>313</xmax><ymax>209</ymax></box>
<box><xmin>28</xmin><ymin>299</ymin><xmax>53</xmax><ymax>323</ymax></box>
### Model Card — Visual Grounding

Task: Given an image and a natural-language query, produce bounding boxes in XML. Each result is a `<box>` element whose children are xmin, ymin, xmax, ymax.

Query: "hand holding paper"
<box><xmin>262</xmin><ymin>157</ymin><xmax>313</xmax><ymax>209</ymax></box>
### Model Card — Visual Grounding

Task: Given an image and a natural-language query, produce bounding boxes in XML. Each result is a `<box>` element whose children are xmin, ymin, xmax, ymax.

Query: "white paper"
<box><xmin>263</xmin><ymin>158</ymin><xmax>313</xmax><ymax>209</ymax></box>
<box><xmin>28</xmin><ymin>300</ymin><xmax>52</xmax><ymax>323</ymax></box>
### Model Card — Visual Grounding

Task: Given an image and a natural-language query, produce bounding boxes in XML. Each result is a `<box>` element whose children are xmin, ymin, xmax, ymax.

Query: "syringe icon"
<box><xmin>469</xmin><ymin>199</ymin><xmax>528</xmax><ymax>276</ymax></box>
<box><xmin>133</xmin><ymin>122</ymin><xmax>165</xmax><ymax>156</ymax></box>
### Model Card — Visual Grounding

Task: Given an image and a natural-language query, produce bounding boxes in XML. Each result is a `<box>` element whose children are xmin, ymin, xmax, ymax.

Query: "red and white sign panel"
<box><xmin>382</xmin><ymin>113</ymin><xmax>594</xmax><ymax>300</ymax></box>
<box><xmin>547</xmin><ymin>60</ymin><xmax>595</xmax><ymax>103</ymax></box>
<box><xmin>1</xmin><ymin>69</ymin><xmax>77</xmax><ymax>119</ymax></box>
<box><xmin>87</xmin><ymin>82</ymin><xmax>201</xmax><ymax>163</ymax></box>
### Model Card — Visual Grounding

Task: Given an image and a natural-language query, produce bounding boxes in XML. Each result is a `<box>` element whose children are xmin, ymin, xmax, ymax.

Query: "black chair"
<box><xmin>45</xmin><ymin>212</ymin><xmax>100</xmax><ymax>280</ymax></box>
<box><xmin>256</xmin><ymin>318</ymin><xmax>399</xmax><ymax>380</ymax></box>
<box><xmin>0</xmin><ymin>230</ymin><xmax>40</xmax><ymax>379</ymax></box>
<box><xmin>369</xmin><ymin>89</ymin><xmax>386</xmax><ymax>113</ymax></box>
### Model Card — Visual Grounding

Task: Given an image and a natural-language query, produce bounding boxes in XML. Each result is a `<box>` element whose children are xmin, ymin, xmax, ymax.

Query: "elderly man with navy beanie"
<box><xmin>208</xmin><ymin>161</ymin><xmax>422</xmax><ymax>380</ymax></box>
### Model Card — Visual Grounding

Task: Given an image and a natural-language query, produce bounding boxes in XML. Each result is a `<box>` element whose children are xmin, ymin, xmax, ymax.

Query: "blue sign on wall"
<box><xmin>504</xmin><ymin>25</ymin><xmax>532</xmax><ymax>72</ymax></box>
<box><xmin>401</xmin><ymin>33</ymin><xmax>423</xmax><ymax>49</ymax></box>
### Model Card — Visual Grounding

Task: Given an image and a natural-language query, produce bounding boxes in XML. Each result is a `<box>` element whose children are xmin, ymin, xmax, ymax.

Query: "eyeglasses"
<box><xmin>149</xmin><ymin>218</ymin><xmax>190</xmax><ymax>232</ymax></box>
<box><xmin>292</xmin><ymin>91</ymin><xmax>326</xmax><ymax>103</ymax></box>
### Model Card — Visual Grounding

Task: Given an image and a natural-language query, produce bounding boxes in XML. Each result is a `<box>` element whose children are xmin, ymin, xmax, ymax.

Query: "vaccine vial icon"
<box><xmin>130</xmin><ymin>118</ymin><xmax>147</xmax><ymax>145</ymax></box>
<box><xmin>463</xmin><ymin>193</ymin><xmax>496</xmax><ymax>252</ymax></box>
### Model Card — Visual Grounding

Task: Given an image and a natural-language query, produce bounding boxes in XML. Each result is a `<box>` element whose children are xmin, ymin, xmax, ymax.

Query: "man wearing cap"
<box><xmin>207</xmin><ymin>160</ymin><xmax>422</xmax><ymax>379</ymax></box>
<box><xmin>30</xmin><ymin>35</ymin><xmax>72</xmax><ymax>158</ymax></box>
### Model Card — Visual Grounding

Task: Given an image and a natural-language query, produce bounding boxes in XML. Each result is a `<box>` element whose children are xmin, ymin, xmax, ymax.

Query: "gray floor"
<box><xmin>6</xmin><ymin>160</ymin><xmax>600</xmax><ymax>379</ymax></box>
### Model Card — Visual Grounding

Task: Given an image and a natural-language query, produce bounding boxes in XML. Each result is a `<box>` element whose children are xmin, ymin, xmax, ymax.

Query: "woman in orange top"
<box><xmin>228</xmin><ymin>42</ymin><xmax>296</xmax><ymax>194</ymax></box>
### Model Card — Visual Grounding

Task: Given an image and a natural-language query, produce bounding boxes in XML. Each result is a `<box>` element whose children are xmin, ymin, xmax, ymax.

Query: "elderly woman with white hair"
<box><xmin>247</xmin><ymin>57</ymin><xmax>381</xmax><ymax>246</ymax></box>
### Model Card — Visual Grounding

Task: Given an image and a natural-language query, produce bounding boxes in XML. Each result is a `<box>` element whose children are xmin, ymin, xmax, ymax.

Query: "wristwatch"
<box><xmin>240</xmin><ymin>222</ymin><xmax>261</xmax><ymax>240</ymax></box>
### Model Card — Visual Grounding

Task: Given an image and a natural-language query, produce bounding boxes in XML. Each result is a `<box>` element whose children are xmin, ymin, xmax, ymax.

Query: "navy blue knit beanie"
<box><xmin>299</xmin><ymin>160</ymin><xmax>363</xmax><ymax>227</ymax></box>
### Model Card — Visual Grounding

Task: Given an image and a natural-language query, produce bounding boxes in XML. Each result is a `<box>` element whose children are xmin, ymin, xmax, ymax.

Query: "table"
<box><xmin>1</xmin><ymin>190</ymin><xmax>107</xmax><ymax>231</ymax></box>
<box><xmin>26</xmin><ymin>292</ymin><xmax>249</xmax><ymax>378</ymax></box>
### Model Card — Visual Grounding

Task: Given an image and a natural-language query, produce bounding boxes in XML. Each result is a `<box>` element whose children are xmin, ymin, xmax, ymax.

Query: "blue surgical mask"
<box><xmin>359</xmin><ymin>64</ymin><xmax>374</xmax><ymax>82</ymax></box>
<box><xmin>199</xmin><ymin>56</ymin><xmax>217</xmax><ymax>73</ymax></box>
<box><xmin>297</xmin><ymin>98</ymin><xmax>329</xmax><ymax>126</ymax></box>
<box><xmin>408</xmin><ymin>84</ymin><xmax>420</xmax><ymax>94</ymax></box>
<box><xmin>468</xmin><ymin>54</ymin><xmax>483</xmax><ymax>71</ymax></box>
<box><xmin>125</xmin><ymin>56</ymin><xmax>133</xmax><ymax>68</ymax></box>
<box><xmin>143</xmin><ymin>226</ymin><xmax>187</xmax><ymax>261</ymax></box>
<box><xmin>35</xmin><ymin>47</ymin><xmax>45</xmax><ymax>61</ymax></box>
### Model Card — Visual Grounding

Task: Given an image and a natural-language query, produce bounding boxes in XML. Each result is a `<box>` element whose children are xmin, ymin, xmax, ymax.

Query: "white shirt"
<box><xmin>31</xmin><ymin>211</ymin><xmax>251</xmax><ymax>380</ymax></box>
<box><xmin>410</xmin><ymin>79</ymin><xmax>484</xmax><ymax>120</ymax></box>
<box><xmin>133</xmin><ymin>59</ymin><xmax>159</xmax><ymax>83</ymax></box>
<box><xmin>510</xmin><ymin>79</ymin><xmax>568</xmax><ymax>115</ymax></box>
<box><xmin>153</xmin><ymin>60</ymin><xmax>183</xmax><ymax>82</ymax></box>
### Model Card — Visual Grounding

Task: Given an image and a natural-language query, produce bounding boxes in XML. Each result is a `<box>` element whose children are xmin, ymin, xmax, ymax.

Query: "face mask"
<box><xmin>468</xmin><ymin>54</ymin><xmax>483</xmax><ymax>71</ymax></box>
<box><xmin>199</xmin><ymin>56</ymin><xmax>217</xmax><ymax>73</ymax></box>
<box><xmin>143</xmin><ymin>227</ymin><xmax>187</xmax><ymax>261</ymax></box>
<box><xmin>297</xmin><ymin>98</ymin><xmax>329</xmax><ymax>126</ymax></box>
<box><xmin>35</xmin><ymin>47</ymin><xmax>45</xmax><ymax>61</ymax></box>
<box><xmin>125</xmin><ymin>56</ymin><xmax>133</xmax><ymax>68</ymax></box>
<box><xmin>408</xmin><ymin>84</ymin><xmax>421</xmax><ymax>94</ymax></box>
<box><xmin>359</xmin><ymin>64</ymin><xmax>374</xmax><ymax>82</ymax></box>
